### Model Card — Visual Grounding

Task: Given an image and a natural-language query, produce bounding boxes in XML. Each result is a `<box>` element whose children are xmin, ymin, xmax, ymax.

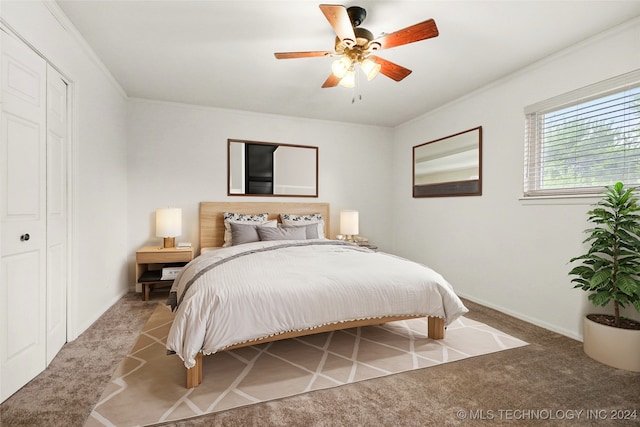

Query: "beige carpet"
<box><xmin>85</xmin><ymin>304</ymin><xmax>527</xmax><ymax>427</ymax></box>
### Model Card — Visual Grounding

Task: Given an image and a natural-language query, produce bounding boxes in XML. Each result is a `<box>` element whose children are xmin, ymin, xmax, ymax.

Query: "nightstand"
<box><xmin>135</xmin><ymin>246</ymin><xmax>194</xmax><ymax>301</ymax></box>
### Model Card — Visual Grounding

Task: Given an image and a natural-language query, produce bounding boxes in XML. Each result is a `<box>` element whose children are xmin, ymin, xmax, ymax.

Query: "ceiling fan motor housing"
<box><xmin>335</xmin><ymin>27</ymin><xmax>380</xmax><ymax>56</ymax></box>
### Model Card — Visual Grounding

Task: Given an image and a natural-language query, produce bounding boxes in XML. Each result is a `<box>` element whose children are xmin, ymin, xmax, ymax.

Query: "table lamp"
<box><xmin>156</xmin><ymin>207</ymin><xmax>182</xmax><ymax>248</ymax></box>
<box><xmin>340</xmin><ymin>210</ymin><xmax>359</xmax><ymax>242</ymax></box>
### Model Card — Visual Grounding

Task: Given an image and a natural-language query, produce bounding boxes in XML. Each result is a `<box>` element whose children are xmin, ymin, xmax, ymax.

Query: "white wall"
<box><xmin>126</xmin><ymin>99</ymin><xmax>393</xmax><ymax>284</ymax></box>
<box><xmin>1</xmin><ymin>1</ymin><xmax>129</xmax><ymax>337</ymax></box>
<box><xmin>391</xmin><ymin>19</ymin><xmax>640</xmax><ymax>340</ymax></box>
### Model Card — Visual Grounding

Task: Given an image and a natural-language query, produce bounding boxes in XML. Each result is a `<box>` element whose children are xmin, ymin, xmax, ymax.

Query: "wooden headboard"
<box><xmin>200</xmin><ymin>201</ymin><xmax>330</xmax><ymax>249</ymax></box>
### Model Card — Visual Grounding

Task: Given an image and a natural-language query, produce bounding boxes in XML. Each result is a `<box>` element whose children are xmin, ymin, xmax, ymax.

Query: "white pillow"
<box><xmin>279</xmin><ymin>213</ymin><xmax>326</xmax><ymax>239</ymax></box>
<box><xmin>222</xmin><ymin>212</ymin><xmax>273</xmax><ymax>247</ymax></box>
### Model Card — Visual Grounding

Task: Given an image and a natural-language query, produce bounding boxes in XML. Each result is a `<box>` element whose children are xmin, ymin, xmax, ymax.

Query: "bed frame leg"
<box><xmin>186</xmin><ymin>353</ymin><xmax>203</xmax><ymax>388</ymax></box>
<box><xmin>428</xmin><ymin>316</ymin><xmax>445</xmax><ymax>339</ymax></box>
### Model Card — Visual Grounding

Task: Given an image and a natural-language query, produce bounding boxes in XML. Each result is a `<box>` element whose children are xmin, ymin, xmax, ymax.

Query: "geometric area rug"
<box><xmin>85</xmin><ymin>304</ymin><xmax>528</xmax><ymax>427</ymax></box>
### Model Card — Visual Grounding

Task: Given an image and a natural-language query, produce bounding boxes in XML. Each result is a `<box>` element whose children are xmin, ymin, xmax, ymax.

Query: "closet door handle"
<box><xmin>20</xmin><ymin>233</ymin><xmax>30</xmax><ymax>241</ymax></box>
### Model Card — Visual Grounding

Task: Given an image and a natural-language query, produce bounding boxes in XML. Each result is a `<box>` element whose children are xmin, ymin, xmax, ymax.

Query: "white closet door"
<box><xmin>45</xmin><ymin>65</ymin><xmax>67</xmax><ymax>364</ymax></box>
<box><xmin>0</xmin><ymin>32</ymin><xmax>47</xmax><ymax>401</ymax></box>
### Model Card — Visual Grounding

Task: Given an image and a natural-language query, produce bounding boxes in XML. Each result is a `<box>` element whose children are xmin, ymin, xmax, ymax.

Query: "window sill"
<box><xmin>519</xmin><ymin>194</ymin><xmax>601</xmax><ymax>205</ymax></box>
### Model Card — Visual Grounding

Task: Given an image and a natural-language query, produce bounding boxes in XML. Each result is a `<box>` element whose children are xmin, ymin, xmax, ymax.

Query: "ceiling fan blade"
<box><xmin>321</xmin><ymin>73</ymin><xmax>340</xmax><ymax>88</ymax></box>
<box><xmin>369</xmin><ymin>56</ymin><xmax>412</xmax><ymax>81</ymax></box>
<box><xmin>274</xmin><ymin>51</ymin><xmax>332</xmax><ymax>59</ymax></box>
<box><xmin>319</xmin><ymin>4</ymin><xmax>356</xmax><ymax>45</ymax></box>
<box><xmin>375</xmin><ymin>19</ymin><xmax>439</xmax><ymax>50</ymax></box>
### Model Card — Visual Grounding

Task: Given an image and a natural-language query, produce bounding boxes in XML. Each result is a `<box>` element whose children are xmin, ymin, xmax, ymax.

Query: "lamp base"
<box><xmin>163</xmin><ymin>237</ymin><xmax>176</xmax><ymax>248</ymax></box>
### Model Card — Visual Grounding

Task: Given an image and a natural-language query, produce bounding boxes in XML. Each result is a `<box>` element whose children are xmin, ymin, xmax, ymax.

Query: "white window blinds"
<box><xmin>524</xmin><ymin>70</ymin><xmax>640</xmax><ymax>197</ymax></box>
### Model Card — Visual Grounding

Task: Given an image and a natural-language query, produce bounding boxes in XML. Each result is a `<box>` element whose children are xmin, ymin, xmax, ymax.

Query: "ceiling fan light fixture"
<box><xmin>360</xmin><ymin>58</ymin><xmax>381</xmax><ymax>81</ymax></box>
<box><xmin>339</xmin><ymin>70</ymin><xmax>356</xmax><ymax>88</ymax></box>
<box><xmin>331</xmin><ymin>56</ymin><xmax>352</xmax><ymax>78</ymax></box>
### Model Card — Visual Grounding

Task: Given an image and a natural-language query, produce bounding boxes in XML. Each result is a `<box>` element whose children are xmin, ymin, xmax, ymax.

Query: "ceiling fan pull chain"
<box><xmin>355</xmin><ymin>66</ymin><xmax>363</xmax><ymax>103</ymax></box>
<box><xmin>351</xmin><ymin>69</ymin><xmax>358</xmax><ymax>103</ymax></box>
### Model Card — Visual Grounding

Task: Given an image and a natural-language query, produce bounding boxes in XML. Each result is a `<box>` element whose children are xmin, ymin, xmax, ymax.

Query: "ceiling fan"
<box><xmin>274</xmin><ymin>4</ymin><xmax>439</xmax><ymax>88</ymax></box>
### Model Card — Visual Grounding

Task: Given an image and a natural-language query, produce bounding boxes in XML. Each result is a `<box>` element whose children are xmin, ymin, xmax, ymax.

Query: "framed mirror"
<box><xmin>413</xmin><ymin>126</ymin><xmax>482</xmax><ymax>197</ymax></box>
<box><xmin>228</xmin><ymin>139</ymin><xmax>318</xmax><ymax>197</ymax></box>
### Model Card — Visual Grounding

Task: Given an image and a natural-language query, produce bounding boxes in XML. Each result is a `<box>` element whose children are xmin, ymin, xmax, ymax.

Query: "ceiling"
<box><xmin>56</xmin><ymin>1</ymin><xmax>640</xmax><ymax>127</ymax></box>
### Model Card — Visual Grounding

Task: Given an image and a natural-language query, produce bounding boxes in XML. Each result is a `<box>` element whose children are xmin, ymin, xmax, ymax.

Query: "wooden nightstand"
<box><xmin>135</xmin><ymin>246</ymin><xmax>194</xmax><ymax>301</ymax></box>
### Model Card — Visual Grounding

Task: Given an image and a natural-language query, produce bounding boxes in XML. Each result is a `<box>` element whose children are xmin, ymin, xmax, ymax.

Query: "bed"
<box><xmin>166</xmin><ymin>201</ymin><xmax>468</xmax><ymax>388</ymax></box>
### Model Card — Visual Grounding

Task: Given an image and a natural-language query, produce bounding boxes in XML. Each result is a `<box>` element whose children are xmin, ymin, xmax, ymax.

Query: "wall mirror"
<box><xmin>228</xmin><ymin>139</ymin><xmax>318</xmax><ymax>197</ymax></box>
<box><xmin>413</xmin><ymin>126</ymin><xmax>482</xmax><ymax>197</ymax></box>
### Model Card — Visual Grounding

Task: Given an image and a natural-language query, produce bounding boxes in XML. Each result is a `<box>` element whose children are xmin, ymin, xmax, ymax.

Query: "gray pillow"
<box><xmin>282</xmin><ymin>223</ymin><xmax>319</xmax><ymax>239</ymax></box>
<box><xmin>257</xmin><ymin>226</ymin><xmax>306</xmax><ymax>241</ymax></box>
<box><xmin>230</xmin><ymin>222</ymin><xmax>260</xmax><ymax>246</ymax></box>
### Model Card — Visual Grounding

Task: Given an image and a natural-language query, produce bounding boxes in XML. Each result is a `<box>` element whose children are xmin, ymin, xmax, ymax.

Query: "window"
<box><xmin>524</xmin><ymin>71</ymin><xmax>640</xmax><ymax>197</ymax></box>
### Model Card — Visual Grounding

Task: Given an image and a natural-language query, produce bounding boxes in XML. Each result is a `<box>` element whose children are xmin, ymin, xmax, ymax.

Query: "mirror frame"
<box><xmin>227</xmin><ymin>139</ymin><xmax>319</xmax><ymax>198</ymax></box>
<box><xmin>412</xmin><ymin>126</ymin><xmax>483</xmax><ymax>198</ymax></box>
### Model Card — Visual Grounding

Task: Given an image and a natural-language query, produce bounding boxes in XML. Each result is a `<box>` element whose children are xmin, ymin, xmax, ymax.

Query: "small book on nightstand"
<box><xmin>176</xmin><ymin>242</ymin><xmax>192</xmax><ymax>248</ymax></box>
<box><xmin>161</xmin><ymin>266</ymin><xmax>183</xmax><ymax>280</ymax></box>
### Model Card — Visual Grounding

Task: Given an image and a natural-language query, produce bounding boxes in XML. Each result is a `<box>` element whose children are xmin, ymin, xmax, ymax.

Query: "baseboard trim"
<box><xmin>71</xmin><ymin>288</ymin><xmax>129</xmax><ymax>341</ymax></box>
<box><xmin>457</xmin><ymin>291</ymin><xmax>582</xmax><ymax>342</ymax></box>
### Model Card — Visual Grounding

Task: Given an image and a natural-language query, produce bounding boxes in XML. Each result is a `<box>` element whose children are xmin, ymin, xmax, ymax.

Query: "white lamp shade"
<box><xmin>339</xmin><ymin>70</ymin><xmax>356</xmax><ymax>88</ymax></box>
<box><xmin>340</xmin><ymin>210</ymin><xmax>359</xmax><ymax>235</ymax></box>
<box><xmin>360</xmin><ymin>58</ymin><xmax>381</xmax><ymax>81</ymax></box>
<box><xmin>156</xmin><ymin>208</ymin><xmax>182</xmax><ymax>237</ymax></box>
<box><xmin>331</xmin><ymin>57</ymin><xmax>351</xmax><ymax>78</ymax></box>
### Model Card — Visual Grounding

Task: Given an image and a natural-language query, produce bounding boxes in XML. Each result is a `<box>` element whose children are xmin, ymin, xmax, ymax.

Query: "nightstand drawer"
<box><xmin>136</xmin><ymin>249</ymin><xmax>192</xmax><ymax>264</ymax></box>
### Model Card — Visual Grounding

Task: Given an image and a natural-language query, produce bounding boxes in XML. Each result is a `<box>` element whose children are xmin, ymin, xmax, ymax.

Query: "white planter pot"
<box><xmin>583</xmin><ymin>316</ymin><xmax>640</xmax><ymax>372</ymax></box>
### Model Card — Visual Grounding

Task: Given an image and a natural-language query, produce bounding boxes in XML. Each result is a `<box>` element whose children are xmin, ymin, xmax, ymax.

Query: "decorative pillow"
<box><xmin>280</xmin><ymin>213</ymin><xmax>325</xmax><ymax>238</ymax></box>
<box><xmin>223</xmin><ymin>212</ymin><xmax>268</xmax><ymax>223</ymax></box>
<box><xmin>282</xmin><ymin>223</ymin><xmax>319</xmax><ymax>239</ymax></box>
<box><xmin>223</xmin><ymin>212</ymin><xmax>270</xmax><ymax>247</ymax></box>
<box><xmin>257</xmin><ymin>226</ymin><xmax>306</xmax><ymax>241</ymax></box>
<box><xmin>230</xmin><ymin>222</ymin><xmax>261</xmax><ymax>246</ymax></box>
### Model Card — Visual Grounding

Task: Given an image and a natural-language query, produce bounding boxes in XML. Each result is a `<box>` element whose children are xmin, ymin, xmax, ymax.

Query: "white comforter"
<box><xmin>166</xmin><ymin>240</ymin><xmax>468</xmax><ymax>368</ymax></box>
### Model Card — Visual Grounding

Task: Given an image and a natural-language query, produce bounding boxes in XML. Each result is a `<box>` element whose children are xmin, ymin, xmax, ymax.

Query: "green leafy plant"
<box><xmin>569</xmin><ymin>182</ymin><xmax>640</xmax><ymax>327</ymax></box>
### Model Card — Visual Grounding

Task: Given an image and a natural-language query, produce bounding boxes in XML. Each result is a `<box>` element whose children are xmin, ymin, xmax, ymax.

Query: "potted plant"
<box><xmin>569</xmin><ymin>182</ymin><xmax>640</xmax><ymax>372</ymax></box>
